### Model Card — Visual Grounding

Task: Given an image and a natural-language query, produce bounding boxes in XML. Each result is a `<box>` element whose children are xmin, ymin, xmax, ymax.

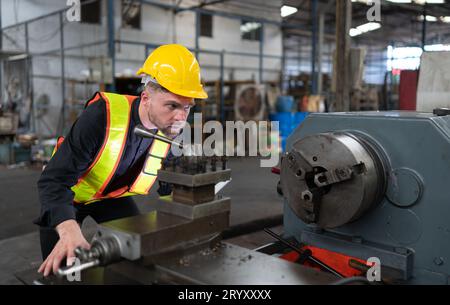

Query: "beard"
<box><xmin>167</xmin><ymin>121</ymin><xmax>187</xmax><ymax>136</ymax></box>
<box><xmin>148</xmin><ymin>112</ymin><xmax>186</xmax><ymax>138</ymax></box>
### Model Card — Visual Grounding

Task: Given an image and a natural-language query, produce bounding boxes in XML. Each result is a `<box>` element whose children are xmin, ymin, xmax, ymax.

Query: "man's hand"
<box><xmin>38</xmin><ymin>219</ymin><xmax>90</xmax><ymax>277</ymax></box>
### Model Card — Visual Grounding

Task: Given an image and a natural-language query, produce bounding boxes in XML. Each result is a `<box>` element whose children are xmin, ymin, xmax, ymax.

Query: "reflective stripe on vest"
<box><xmin>128</xmin><ymin>135</ymin><xmax>170</xmax><ymax>194</ymax></box>
<box><xmin>50</xmin><ymin>91</ymin><xmax>171</xmax><ymax>205</ymax></box>
<box><xmin>72</xmin><ymin>92</ymin><xmax>132</xmax><ymax>203</ymax></box>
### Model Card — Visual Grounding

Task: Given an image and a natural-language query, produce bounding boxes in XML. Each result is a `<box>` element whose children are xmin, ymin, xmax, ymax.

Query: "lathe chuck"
<box><xmin>280</xmin><ymin>132</ymin><xmax>388</xmax><ymax>229</ymax></box>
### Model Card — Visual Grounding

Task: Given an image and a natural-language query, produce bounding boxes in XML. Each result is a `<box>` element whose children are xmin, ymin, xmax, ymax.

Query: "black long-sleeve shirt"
<box><xmin>35</xmin><ymin>94</ymin><xmax>172</xmax><ymax>228</ymax></box>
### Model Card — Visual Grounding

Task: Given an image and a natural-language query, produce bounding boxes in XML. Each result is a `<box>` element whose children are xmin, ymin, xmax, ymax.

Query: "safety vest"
<box><xmin>52</xmin><ymin>92</ymin><xmax>171</xmax><ymax>205</ymax></box>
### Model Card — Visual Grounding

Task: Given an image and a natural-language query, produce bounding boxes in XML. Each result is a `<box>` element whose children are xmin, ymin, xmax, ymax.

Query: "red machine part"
<box><xmin>399</xmin><ymin>70</ymin><xmax>419</xmax><ymax>110</ymax></box>
<box><xmin>280</xmin><ymin>245</ymin><xmax>370</xmax><ymax>278</ymax></box>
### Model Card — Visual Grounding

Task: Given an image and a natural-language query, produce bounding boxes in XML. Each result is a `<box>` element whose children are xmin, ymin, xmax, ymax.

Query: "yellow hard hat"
<box><xmin>136</xmin><ymin>44</ymin><xmax>208</xmax><ymax>99</ymax></box>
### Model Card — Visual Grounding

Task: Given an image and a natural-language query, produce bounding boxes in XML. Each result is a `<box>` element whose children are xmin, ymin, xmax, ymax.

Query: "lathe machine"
<box><xmin>281</xmin><ymin>109</ymin><xmax>450</xmax><ymax>284</ymax></box>
<box><xmin>16</xmin><ymin>110</ymin><xmax>450</xmax><ymax>285</ymax></box>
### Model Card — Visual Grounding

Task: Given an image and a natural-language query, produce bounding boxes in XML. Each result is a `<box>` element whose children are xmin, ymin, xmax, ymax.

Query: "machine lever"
<box><xmin>56</xmin><ymin>259</ymin><xmax>100</xmax><ymax>277</ymax></box>
<box><xmin>264</xmin><ymin>228</ymin><xmax>344</xmax><ymax>278</ymax></box>
<box><xmin>134</xmin><ymin>124</ymin><xmax>183</xmax><ymax>148</ymax></box>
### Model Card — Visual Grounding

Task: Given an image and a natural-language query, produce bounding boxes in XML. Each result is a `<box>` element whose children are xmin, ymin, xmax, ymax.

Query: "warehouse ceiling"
<box><xmin>280</xmin><ymin>0</ymin><xmax>450</xmax><ymax>48</ymax></box>
<box><xmin>190</xmin><ymin>0</ymin><xmax>450</xmax><ymax>50</ymax></box>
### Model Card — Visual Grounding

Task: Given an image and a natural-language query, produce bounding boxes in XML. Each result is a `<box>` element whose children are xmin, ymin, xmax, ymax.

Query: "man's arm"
<box><xmin>36</xmin><ymin>98</ymin><xmax>106</xmax><ymax>276</ymax></box>
<box><xmin>36</xmin><ymin>100</ymin><xmax>106</xmax><ymax>227</ymax></box>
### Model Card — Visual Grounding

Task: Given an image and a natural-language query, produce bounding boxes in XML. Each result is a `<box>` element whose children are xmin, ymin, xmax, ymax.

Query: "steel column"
<box><xmin>220</xmin><ymin>50</ymin><xmax>224</xmax><ymax>123</ymax></box>
<box><xmin>317</xmin><ymin>13</ymin><xmax>324</xmax><ymax>96</ymax></box>
<box><xmin>311</xmin><ymin>0</ymin><xmax>318</xmax><ymax>94</ymax></box>
<box><xmin>195</xmin><ymin>10</ymin><xmax>200</xmax><ymax>61</ymax></box>
<box><xmin>107</xmin><ymin>0</ymin><xmax>116</xmax><ymax>91</ymax></box>
<box><xmin>259</xmin><ymin>23</ymin><xmax>264</xmax><ymax>83</ymax></box>
<box><xmin>334</xmin><ymin>0</ymin><xmax>351</xmax><ymax>112</ymax></box>
<box><xmin>421</xmin><ymin>8</ymin><xmax>427</xmax><ymax>50</ymax></box>
<box><xmin>59</xmin><ymin>12</ymin><xmax>66</xmax><ymax>135</ymax></box>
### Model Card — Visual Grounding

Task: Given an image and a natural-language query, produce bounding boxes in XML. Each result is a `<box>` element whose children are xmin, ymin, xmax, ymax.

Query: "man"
<box><xmin>35</xmin><ymin>44</ymin><xmax>207</xmax><ymax>276</ymax></box>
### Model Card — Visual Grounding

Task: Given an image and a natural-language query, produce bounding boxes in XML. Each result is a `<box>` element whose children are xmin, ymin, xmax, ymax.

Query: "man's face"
<box><xmin>141</xmin><ymin>88</ymin><xmax>194</xmax><ymax>137</ymax></box>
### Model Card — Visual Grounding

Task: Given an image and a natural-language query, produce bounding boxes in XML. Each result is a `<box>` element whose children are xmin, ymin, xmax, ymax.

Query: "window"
<box><xmin>122</xmin><ymin>0</ymin><xmax>141</xmax><ymax>29</ymax></box>
<box><xmin>241</xmin><ymin>20</ymin><xmax>262</xmax><ymax>41</ymax></box>
<box><xmin>81</xmin><ymin>0</ymin><xmax>101</xmax><ymax>24</ymax></box>
<box><xmin>200</xmin><ymin>13</ymin><xmax>213</xmax><ymax>37</ymax></box>
<box><xmin>386</xmin><ymin>46</ymin><xmax>422</xmax><ymax>71</ymax></box>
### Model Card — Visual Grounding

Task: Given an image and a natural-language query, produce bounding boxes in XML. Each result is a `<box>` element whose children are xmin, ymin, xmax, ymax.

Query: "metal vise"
<box><xmin>58</xmin><ymin>155</ymin><xmax>231</xmax><ymax>277</ymax></box>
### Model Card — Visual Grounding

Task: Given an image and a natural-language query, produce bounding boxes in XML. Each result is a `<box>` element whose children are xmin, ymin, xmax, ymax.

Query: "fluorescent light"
<box><xmin>392</xmin><ymin>47</ymin><xmax>423</xmax><ymax>58</ymax></box>
<box><xmin>357</xmin><ymin>22</ymin><xmax>381</xmax><ymax>32</ymax></box>
<box><xmin>349</xmin><ymin>22</ymin><xmax>381</xmax><ymax>37</ymax></box>
<box><xmin>386</xmin><ymin>46</ymin><xmax>423</xmax><ymax>71</ymax></box>
<box><xmin>8</xmin><ymin>54</ymin><xmax>28</xmax><ymax>61</ymax></box>
<box><xmin>386</xmin><ymin>0</ymin><xmax>412</xmax><ymax>3</ymax></box>
<box><xmin>281</xmin><ymin>5</ymin><xmax>298</xmax><ymax>18</ymax></box>
<box><xmin>389</xmin><ymin>0</ymin><xmax>443</xmax><ymax>4</ymax></box>
<box><xmin>424</xmin><ymin>44</ymin><xmax>450</xmax><ymax>51</ymax></box>
<box><xmin>441</xmin><ymin>16</ymin><xmax>450</xmax><ymax>23</ymax></box>
<box><xmin>240</xmin><ymin>22</ymin><xmax>261</xmax><ymax>33</ymax></box>
<box><xmin>349</xmin><ymin>28</ymin><xmax>363</xmax><ymax>37</ymax></box>
<box><xmin>418</xmin><ymin>15</ymin><xmax>438</xmax><ymax>21</ymax></box>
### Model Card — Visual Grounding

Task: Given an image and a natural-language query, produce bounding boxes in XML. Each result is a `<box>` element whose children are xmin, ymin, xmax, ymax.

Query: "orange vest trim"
<box><xmin>50</xmin><ymin>91</ymin><xmax>171</xmax><ymax>205</ymax></box>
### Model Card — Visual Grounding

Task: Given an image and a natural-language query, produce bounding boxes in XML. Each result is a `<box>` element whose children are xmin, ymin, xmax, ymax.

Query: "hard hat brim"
<box><xmin>136</xmin><ymin>70</ymin><xmax>208</xmax><ymax>99</ymax></box>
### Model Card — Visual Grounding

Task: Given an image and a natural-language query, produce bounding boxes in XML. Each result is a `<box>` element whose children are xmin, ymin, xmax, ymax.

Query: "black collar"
<box><xmin>132</xmin><ymin>97</ymin><xmax>142</xmax><ymax>126</ymax></box>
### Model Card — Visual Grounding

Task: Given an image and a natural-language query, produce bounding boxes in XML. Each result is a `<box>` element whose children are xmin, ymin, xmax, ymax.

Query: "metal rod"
<box><xmin>221</xmin><ymin>215</ymin><xmax>283</xmax><ymax>240</ymax></box>
<box><xmin>263</xmin><ymin>228</ymin><xmax>344</xmax><ymax>278</ymax></box>
<box><xmin>119</xmin><ymin>39</ymin><xmax>283</xmax><ymax>59</ymax></box>
<box><xmin>57</xmin><ymin>259</ymin><xmax>100</xmax><ymax>277</ymax></box>
<box><xmin>134</xmin><ymin>124</ymin><xmax>183</xmax><ymax>148</ymax></box>
<box><xmin>31</xmin><ymin>40</ymin><xmax>108</xmax><ymax>57</ymax></box>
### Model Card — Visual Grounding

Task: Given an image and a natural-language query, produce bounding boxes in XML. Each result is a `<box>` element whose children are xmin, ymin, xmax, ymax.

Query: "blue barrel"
<box><xmin>280</xmin><ymin>136</ymin><xmax>287</xmax><ymax>152</ymax></box>
<box><xmin>270</xmin><ymin>112</ymin><xmax>295</xmax><ymax>152</ymax></box>
<box><xmin>293</xmin><ymin>112</ymin><xmax>309</xmax><ymax>128</ymax></box>
<box><xmin>270</xmin><ymin>112</ymin><xmax>310</xmax><ymax>152</ymax></box>
<box><xmin>270</xmin><ymin>112</ymin><xmax>292</xmax><ymax>137</ymax></box>
<box><xmin>276</xmin><ymin>95</ymin><xmax>294</xmax><ymax>112</ymax></box>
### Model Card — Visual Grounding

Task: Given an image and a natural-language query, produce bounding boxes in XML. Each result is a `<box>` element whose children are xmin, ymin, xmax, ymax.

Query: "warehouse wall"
<box><xmin>1</xmin><ymin>0</ymin><xmax>282</xmax><ymax>136</ymax></box>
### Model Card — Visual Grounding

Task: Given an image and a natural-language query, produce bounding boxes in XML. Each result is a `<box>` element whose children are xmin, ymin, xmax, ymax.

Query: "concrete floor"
<box><xmin>0</xmin><ymin>156</ymin><xmax>284</xmax><ymax>284</ymax></box>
